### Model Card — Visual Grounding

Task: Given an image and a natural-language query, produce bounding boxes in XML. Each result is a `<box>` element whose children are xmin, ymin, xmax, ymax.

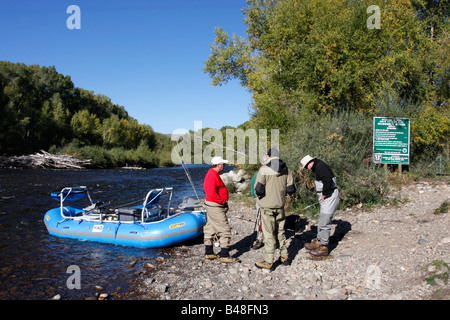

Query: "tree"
<box><xmin>203</xmin><ymin>27</ymin><xmax>255</xmax><ymax>87</ymax></box>
<box><xmin>204</xmin><ymin>0</ymin><xmax>448</xmax><ymax>136</ymax></box>
<box><xmin>71</xmin><ymin>110</ymin><xmax>101</xmax><ymax>145</ymax></box>
<box><xmin>0</xmin><ymin>61</ymin><xmax>170</xmax><ymax>167</ymax></box>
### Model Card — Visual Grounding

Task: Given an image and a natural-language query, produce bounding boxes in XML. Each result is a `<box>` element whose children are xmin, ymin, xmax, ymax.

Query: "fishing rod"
<box><xmin>174</xmin><ymin>142</ymin><xmax>201</xmax><ymax>202</ymax></box>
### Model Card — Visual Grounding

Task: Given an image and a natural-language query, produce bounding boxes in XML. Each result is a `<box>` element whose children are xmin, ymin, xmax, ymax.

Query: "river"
<box><xmin>0</xmin><ymin>165</ymin><xmax>214</xmax><ymax>300</ymax></box>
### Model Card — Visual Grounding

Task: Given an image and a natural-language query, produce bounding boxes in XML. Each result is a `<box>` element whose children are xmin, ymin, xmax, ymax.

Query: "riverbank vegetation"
<box><xmin>203</xmin><ymin>0</ymin><xmax>449</xmax><ymax>211</ymax></box>
<box><xmin>1</xmin><ymin>0</ymin><xmax>448</xmax><ymax>212</ymax></box>
<box><xmin>0</xmin><ymin>61</ymin><xmax>174</xmax><ymax>168</ymax></box>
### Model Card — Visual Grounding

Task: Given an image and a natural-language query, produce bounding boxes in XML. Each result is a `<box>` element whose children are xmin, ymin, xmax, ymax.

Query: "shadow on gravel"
<box><xmin>286</xmin><ymin>216</ymin><xmax>352</xmax><ymax>263</ymax></box>
<box><xmin>216</xmin><ymin>215</ymin><xmax>352</xmax><ymax>271</ymax></box>
<box><xmin>229</xmin><ymin>230</ymin><xmax>260</xmax><ymax>259</ymax></box>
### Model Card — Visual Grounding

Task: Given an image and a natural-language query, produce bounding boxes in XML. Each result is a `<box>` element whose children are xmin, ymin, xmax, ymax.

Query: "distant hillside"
<box><xmin>0</xmin><ymin>61</ymin><xmax>173</xmax><ymax>167</ymax></box>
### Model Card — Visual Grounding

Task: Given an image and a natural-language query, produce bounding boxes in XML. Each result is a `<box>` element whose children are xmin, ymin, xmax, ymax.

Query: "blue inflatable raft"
<box><xmin>44</xmin><ymin>186</ymin><xmax>206</xmax><ymax>248</ymax></box>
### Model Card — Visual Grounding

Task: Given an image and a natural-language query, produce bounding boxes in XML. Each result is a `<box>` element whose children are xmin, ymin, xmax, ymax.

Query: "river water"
<box><xmin>0</xmin><ymin>165</ymin><xmax>213</xmax><ymax>300</ymax></box>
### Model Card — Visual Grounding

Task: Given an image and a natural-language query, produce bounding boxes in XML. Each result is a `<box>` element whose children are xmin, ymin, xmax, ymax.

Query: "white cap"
<box><xmin>300</xmin><ymin>155</ymin><xmax>314</xmax><ymax>169</ymax></box>
<box><xmin>211</xmin><ymin>156</ymin><xmax>229</xmax><ymax>165</ymax></box>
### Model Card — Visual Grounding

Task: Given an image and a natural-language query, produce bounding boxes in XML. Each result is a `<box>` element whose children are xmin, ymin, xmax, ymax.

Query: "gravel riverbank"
<box><xmin>122</xmin><ymin>179</ymin><xmax>449</xmax><ymax>301</ymax></box>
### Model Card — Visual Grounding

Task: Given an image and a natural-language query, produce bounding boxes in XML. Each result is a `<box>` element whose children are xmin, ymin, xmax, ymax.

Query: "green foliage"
<box><xmin>425</xmin><ymin>260</ymin><xmax>449</xmax><ymax>286</ymax></box>
<box><xmin>434</xmin><ymin>200</ymin><xmax>449</xmax><ymax>215</ymax></box>
<box><xmin>202</xmin><ymin>0</ymin><xmax>449</xmax><ymax>211</ymax></box>
<box><xmin>71</xmin><ymin>109</ymin><xmax>101</xmax><ymax>145</ymax></box>
<box><xmin>0</xmin><ymin>61</ymin><xmax>173</xmax><ymax>167</ymax></box>
<box><xmin>203</xmin><ymin>27</ymin><xmax>254</xmax><ymax>87</ymax></box>
<box><xmin>283</xmin><ymin>111</ymin><xmax>389</xmax><ymax>210</ymax></box>
<box><xmin>204</xmin><ymin>0</ymin><xmax>449</xmax><ymax>147</ymax></box>
<box><xmin>53</xmin><ymin>140</ymin><xmax>172</xmax><ymax>169</ymax></box>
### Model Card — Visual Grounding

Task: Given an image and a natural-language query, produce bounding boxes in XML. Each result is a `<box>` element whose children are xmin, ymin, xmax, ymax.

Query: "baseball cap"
<box><xmin>211</xmin><ymin>156</ymin><xmax>229</xmax><ymax>165</ymax></box>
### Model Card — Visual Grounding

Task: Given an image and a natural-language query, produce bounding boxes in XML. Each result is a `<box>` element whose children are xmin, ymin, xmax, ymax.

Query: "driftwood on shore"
<box><xmin>0</xmin><ymin>150</ymin><xmax>91</xmax><ymax>169</ymax></box>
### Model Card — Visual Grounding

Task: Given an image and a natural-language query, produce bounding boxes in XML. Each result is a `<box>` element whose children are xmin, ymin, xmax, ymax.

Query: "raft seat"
<box><xmin>117</xmin><ymin>207</ymin><xmax>141</xmax><ymax>221</ymax></box>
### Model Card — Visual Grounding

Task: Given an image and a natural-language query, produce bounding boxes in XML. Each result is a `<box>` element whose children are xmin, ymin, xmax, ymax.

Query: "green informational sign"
<box><xmin>373</xmin><ymin>117</ymin><xmax>410</xmax><ymax>165</ymax></box>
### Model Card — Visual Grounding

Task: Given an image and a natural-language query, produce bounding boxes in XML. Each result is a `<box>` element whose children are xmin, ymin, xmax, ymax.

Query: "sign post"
<box><xmin>373</xmin><ymin>117</ymin><xmax>410</xmax><ymax>172</ymax></box>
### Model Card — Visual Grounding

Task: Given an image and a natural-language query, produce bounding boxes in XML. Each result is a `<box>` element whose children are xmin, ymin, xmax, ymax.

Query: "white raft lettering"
<box><xmin>92</xmin><ymin>225</ymin><xmax>104</xmax><ymax>232</ymax></box>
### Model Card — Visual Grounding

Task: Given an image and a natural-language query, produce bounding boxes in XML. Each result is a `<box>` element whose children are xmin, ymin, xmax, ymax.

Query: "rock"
<box><xmin>144</xmin><ymin>263</ymin><xmax>156</xmax><ymax>270</ymax></box>
<box><xmin>440</xmin><ymin>237</ymin><xmax>450</xmax><ymax>245</ymax></box>
<box><xmin>236</xmin><ymin>182</ymin><xmax>249</xmax><ymax>192</ymax></box>
<box><xmin>204</xmin><ymin>279</ymin><xmax>212</xmax><ymax>289</ymax></box>
<box><xmin>229</xmin><ymin>268</ymin><xmax>238</xmax><ymax>275</ymax></box>
<box><xmin>306</xmin><ymin>272</ymin><xmax>319</xmax><ymax>284</ymax></box>
<box><xmin>98</xmin><ymin>293</ymin><xmax>108</xmax><ymax>300</ymax></box>
<box><xmin>220</xmin><ymin>174</ymin><xmax>231</xmax><ymax>185</ymax></box>
<box><xmin>237</xmin><ymin>169</ymin><xmax>248</xmax><ymax>177</ymax></box>
<box><xmin>434</xmin><ymin>278</ymin><xmax>445</xmax><ymax>287</ymax></box>
<box><xmin>124</xmin><ymin>259</ymin><xmax>137</xmax><ymax>269</ymax></box>
<box><xmin>418</xmin><ymin>239</ymin><xmax>430</xmax><ymax>245</ymax></box>
<box><xmin>322</xmin><ymin>281</ymin><xmax>333</xmax><ymax>290</ymax></box>
<box><xmin>94</xmin><ymin>285</ymin><xmax>104</xmax><ymax>291</ymax></box>
<box><xmin>326</xmin><ymin>288</ymin><xmax>347</xmax><ymax>300</ymax></box>
<box><xmin>157</xmin><ymin>283</ymin><xmax>169</xmax><ymax>293</ymax></box>
<box><xmin>51</xmin><ymin>294</ymin><xmax>61</xmax><ymax>300</ymax></box>
<box><xmin>228</xmin><ymin>170</ymin><xmax>244</xmax><ymax>183</ymax></box>
<box><xmin>220</xmin><ymin>170</ymin><xmax>252</xmax><ymax>194</ymax></box>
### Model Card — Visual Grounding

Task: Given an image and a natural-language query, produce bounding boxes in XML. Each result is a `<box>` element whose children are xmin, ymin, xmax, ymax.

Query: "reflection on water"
<box><xmin>0</xmin><ymin>166</ymin><xmax>210</xmax><ymax>300</ymax></box>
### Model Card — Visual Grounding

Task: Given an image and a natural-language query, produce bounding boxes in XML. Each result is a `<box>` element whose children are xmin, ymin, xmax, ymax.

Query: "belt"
<box><xmin>204</xmin><ymin>201</ymin><xmax>228</xmax><ymax>208</ymax></box>
<box><xmin>317</xmin><ymin>188</ymin><xmax>337</xmax><ymax>194</ymax></box>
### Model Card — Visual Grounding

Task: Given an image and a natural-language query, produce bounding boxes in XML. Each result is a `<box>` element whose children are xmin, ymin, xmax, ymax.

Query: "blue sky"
<box><xmin>0</xmin><ymin>0</ymin><xmax>252</xmax><ymax>134</ymax></box>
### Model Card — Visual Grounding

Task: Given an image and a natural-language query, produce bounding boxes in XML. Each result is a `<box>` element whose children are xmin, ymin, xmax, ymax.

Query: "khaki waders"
<box><xmin>260</xmin><ymin>207</ymin><xmax>288</xmax><ymax>264</ymax></box>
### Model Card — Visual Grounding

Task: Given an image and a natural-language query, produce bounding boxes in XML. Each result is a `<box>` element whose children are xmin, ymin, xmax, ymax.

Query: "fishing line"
<box><xmin>175</xmin><ymin>142</ymin><xmax>201</xmax><ymax>202</ymax></box>
<box><xmin>193</xmin><ymin>134</ymin><xmax>247</xmax><ymax>157</ymax></box>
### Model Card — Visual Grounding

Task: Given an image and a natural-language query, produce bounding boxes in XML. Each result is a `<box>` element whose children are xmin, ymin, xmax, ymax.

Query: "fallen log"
<box><xmin>0</xmin><ymin>150</ymin><xmax>91</xmax><ymax>169</ymax></box>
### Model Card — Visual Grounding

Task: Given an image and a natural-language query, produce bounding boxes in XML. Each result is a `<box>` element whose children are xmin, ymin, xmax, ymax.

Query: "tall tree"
<box><xmin>204</xmin><ymin>0</ymin><xmax>448</xmax><ymax>136</ymax></box>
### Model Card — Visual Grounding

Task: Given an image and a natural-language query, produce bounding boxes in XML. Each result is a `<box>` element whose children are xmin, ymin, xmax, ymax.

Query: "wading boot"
<box><xmin>255</xmin><ymin>261</ymin><xmax>273</xmax><ymax>271</ymax></box>
<box><xmin>220</xmin><ymin>256</ymin><xmax>240</xmax><ymax>264</ymax></box>
<box><xmin>219</xmin><ymin>248</ymin><xmax>240</xmax><ymax>264</ymax></box>
<box><xmin>304</xmin><ymin>238</ymin><xmax>321</xmax><ymax>251</ymax></box>
<box><xmin>280</xmin><ymin>256</ymin><xmax>291</xmax><ymax>266</ymax></box>
<box><xmin>309</xmin><ymin>244</ymin><xmax>329</xmax><ymax>257</ymax></box>
<box><xmin>205</xmin><ymin>245</ymin><xmax>219</xmax><ymax>261</ymax></box>
<box><xmin>251</xmin><ymin>239</ymin><xmax>264</xmax><ymax>250</ymax></box>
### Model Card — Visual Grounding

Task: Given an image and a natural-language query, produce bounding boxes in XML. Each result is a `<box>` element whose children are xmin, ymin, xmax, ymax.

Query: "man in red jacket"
<box><xmin>203</xmin><ymin>156</ymin><xmax>239</xmax><ymax>264</ymax></box>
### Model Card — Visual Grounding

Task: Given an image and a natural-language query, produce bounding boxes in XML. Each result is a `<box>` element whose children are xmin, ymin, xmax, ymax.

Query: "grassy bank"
<box><xmin>227</xmin><ymin>110</ymin><xmax>448</xmax><ymax>219</ymax></box>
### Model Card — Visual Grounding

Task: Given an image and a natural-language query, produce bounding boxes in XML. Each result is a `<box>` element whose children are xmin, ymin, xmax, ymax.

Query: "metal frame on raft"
<box><xmin>51</xmin><ymin>186</ymin><xmax>180</xmax><ymax>224</ymax></box>
<box><xmin>52</xmin><ymin>186</ymin><xmax>94</xmax><ymax>219</ymax></box>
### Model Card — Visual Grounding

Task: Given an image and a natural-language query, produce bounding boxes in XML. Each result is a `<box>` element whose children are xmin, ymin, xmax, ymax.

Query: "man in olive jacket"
<box><xmin>254</xmin><ymin>148</ymin><xmax>296</xmax><ymax>270</ymax></box>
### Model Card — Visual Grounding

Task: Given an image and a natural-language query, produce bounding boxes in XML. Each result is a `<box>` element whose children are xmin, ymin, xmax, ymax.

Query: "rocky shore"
<box><xmin>122</xmin><ymin>179</ymin><xmax>449</xmax><ymax>301</ymax></box>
